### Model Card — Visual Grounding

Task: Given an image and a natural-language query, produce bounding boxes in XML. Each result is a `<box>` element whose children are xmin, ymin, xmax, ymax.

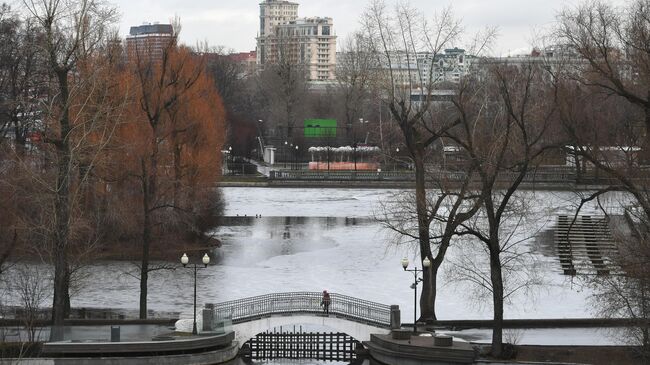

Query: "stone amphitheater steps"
<box><xmin>554</xmin><ymin>215</ymin><xmax>620</xmax><ymax>276</ymax></box>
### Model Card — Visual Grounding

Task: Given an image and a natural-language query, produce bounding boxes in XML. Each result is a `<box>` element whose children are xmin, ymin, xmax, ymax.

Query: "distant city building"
<box><xmin>350</xmin><ymin>48</ymin><xmax>473</xmax><ymax>87</ymax></box>
<box><xmin>126</xmin><ymin>23</ymin><xmax>174</xmax><ymax>62</ymax></box>
<box><xmin>228</xmin><ymin>51</ymin><xmax>257</xmax><ymax>78</ymax></box>
<box><xmin>256</xmin><ymin>0</ymin><xmax>337</xmax><ymax>81</ymax></box>
<box><xmin>259</xmin><ymin>0</ymin><xmax>299</xmax><ymax>38</ymax></box>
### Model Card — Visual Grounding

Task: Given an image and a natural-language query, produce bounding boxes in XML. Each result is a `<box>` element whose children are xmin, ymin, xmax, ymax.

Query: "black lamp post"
<box><xmin>284</xmin><ymin>141</ymin><xmax>288</xmax><ymax>169</ymax></box>
<box><xmin>181</xmin><ymin>253</ymin><xmax>210</xmax><ymax>335</ymax></box>
<box><xmin>396</xmin><ymin>147</ymin><xmax>400</xmax><ymax>171</ymax></box>
<box><xmin>401</xmin><ymin>256</ymin><xmax>431</xmax><ymax>333</ymax></box>
<box><xmin>294</xmin><ymin>145</ymin><xmax>299</xmax><ymax>170</ymax></box>
<box><xmin>227</xmin><ymin>146</ymin><xmax>232</xmax><ymax>175</ymax></box>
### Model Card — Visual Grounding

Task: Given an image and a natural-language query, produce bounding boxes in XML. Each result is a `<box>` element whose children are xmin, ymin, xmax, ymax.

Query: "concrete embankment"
<box><xmin>219</xmin><ymin>178</ymin><xmax>615</xmax><ymax>191</ymax></box>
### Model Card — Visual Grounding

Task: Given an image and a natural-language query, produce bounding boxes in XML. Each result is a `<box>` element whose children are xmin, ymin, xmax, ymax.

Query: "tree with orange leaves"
<box><xmin>114</xmin><ymin>33</ymin><xmax>226</xmax><ymax>319</ymax></box>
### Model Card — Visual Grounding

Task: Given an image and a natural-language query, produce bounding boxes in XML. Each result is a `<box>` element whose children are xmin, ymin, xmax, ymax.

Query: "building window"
<box><xmin>322</xmin><ymin>26</ymin><xmax>330</xmax><ymax>36</ymax></box>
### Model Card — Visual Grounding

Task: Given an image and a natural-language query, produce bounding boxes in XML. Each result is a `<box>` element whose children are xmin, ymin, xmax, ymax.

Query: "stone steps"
<box><xmin>554</xmin><ymin>215</ymin><xmax>620</xmax><ymax>276</ymax></box>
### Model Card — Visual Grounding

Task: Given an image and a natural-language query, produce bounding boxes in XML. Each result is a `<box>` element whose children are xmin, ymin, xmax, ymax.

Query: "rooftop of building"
<box><xmin>260</xmin><ymin>0</ymin><xmax>298</xmax><ymax>5</ymax></box>
<box><xmin>281</xmin><ymin>17</ymin><xmax>333</xmax><ymax>25</ymax></box>
<box><xmin>128</xmin><ymin>23</ymin><xmax>173</xmax><ymax>37</ymax></box>
<box><xmin>228</xmin><ymin>51</ymin><xmax>257</xmax><ymax>62</ymax></box>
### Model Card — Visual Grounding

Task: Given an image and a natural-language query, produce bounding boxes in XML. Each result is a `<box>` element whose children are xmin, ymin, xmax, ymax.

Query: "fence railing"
<box><xmin>210</xmin><ymin>292</ymin><xmax>392</xmax><ymax>328</ymax></box>
<box><xmin>269</xmin><ymin>166</ymin><xmax>636</xmax><ymax>184</ymax></box>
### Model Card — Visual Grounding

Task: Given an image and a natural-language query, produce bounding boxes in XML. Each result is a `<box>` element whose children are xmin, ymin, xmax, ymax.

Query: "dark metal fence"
<box><xmin>211</xmin><ymin>292</ymin><xmax>392</xmax><ymax>328</ymax></box>
<box><xmin>269</xmin><ymin>166</ymin><xmax>620</xmax><ymax>184</ymax></box>
<box><xmin>243</xmin><ymin>330</ymin><xmax>360</xmax><ymax>362</ymax></box>
<box><xmin>270</xmin><ymin>170</ymin><xmax>412</xmax><ymax>181</ymax></box>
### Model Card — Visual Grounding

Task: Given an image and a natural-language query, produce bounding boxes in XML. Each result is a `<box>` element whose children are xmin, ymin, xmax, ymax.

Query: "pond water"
<box><xmin>0</xmin><ymin>187</ymin><xmax>634</xmax><ymax>348</ymax></box>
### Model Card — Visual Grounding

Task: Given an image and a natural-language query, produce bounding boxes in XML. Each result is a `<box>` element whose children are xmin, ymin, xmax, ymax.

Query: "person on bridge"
<box><xmin>321</xmin><ymin>290</ymin><xmax>331</xmax><ymax>314</ymax></box>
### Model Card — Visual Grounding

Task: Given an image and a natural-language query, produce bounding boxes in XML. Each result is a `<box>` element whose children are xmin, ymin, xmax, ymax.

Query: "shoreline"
<box><xmin>219</xmin><ymin>179</ymin><xmax>616</xmax><ymax>191</ymax></box>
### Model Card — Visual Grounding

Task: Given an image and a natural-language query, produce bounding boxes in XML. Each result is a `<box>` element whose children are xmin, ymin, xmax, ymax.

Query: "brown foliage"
<box><xmin>102</xmin><ymin>45</ymin><xmax>226</xmax><ymax>247</ymax></box>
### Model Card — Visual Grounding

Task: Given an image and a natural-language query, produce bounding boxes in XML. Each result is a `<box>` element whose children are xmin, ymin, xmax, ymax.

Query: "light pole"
<box><xmin>294</xmin><ymin>145</ymin><xmax>299</xmax><ymax>170</ymax></box>
<box><xmin>181</xmin><ymin>253</ymin><xmax>210</xmax><ymax>335</ymax></box>
<box><xmin>284</xmin><ymin>141</ymin><xmax>288</xmax><ymax>169</ymax></box>
<box><xmin>401</xmin><ymin>256</ymin><xmax>431</xmax><ymax>333</ymax></box>
<box><xmin>227</xmin><ymin>146</ymin><xmax>232</xmax><ymax>175</ymax></box>
<box><xmin>353</xmin><ymin>142</ymin><xmax>357</xmax><ymax>172</ymax></box>
<box><xmin>257</xmin><ymin>119</ymin><xmax>264</xmax><ymax>160</ymax></box>
<box><xmin>359</xmin><ymin>118</ymin><xmax>369</xmax><ymax>144</ymax></box>
<box><xmin>396</xmin><ymin>147</ymin><xmax>399</xmax><ymax>171</ymax></box>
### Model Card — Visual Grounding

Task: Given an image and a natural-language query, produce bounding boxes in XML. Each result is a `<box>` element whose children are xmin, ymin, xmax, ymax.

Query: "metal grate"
<box><xmin>244</xmin><ymin>330</ymin><xmax>360</xmax><ymax>362</ymax></box>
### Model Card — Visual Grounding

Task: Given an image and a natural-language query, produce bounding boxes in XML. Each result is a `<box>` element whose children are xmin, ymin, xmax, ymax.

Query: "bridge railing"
<box><xmin>210</xmin><ymin>292</ymin><xmax>392</xmax><ymax>328</ymax></box>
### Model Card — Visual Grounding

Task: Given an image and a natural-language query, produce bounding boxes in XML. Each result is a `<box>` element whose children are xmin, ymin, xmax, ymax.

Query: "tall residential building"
<box><xmin>256</xmin><ymin>0</ymin><xmax>337</xmax><ymax>81</ymax></box>
<box><xmin>126</xmin><ymin>23</ymin><xmax>174</xmax><ymax>62</ymax></box>
<box><xmin>259</xmin><ymin>0</ymin><xmax>299</xmax><ymax>37</ymax></box>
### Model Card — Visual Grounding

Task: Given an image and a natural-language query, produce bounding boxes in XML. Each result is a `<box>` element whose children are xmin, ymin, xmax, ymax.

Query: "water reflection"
<box><xmin>214</xmin><ymin>216</ymin><xmax>373</xmax><ymax>267</ymax></box>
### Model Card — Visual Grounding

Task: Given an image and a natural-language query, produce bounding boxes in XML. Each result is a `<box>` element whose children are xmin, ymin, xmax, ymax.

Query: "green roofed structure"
<box><xmin>304</xmin><ymin>119</ymin><xmax>336</xmax><ymax>138</ymax></box>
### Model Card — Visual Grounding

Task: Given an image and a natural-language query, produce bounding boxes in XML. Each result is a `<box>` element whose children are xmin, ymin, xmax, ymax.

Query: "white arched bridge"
<box><xmin>198</xmin><ymin>292</ymin><xmax>400</xmax><ymax>346</ymax></box>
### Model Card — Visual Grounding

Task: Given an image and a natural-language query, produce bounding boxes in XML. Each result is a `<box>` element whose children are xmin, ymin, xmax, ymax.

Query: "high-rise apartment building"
<box><xmin>259</xmin><ymin>0</ymin><xmax>299</xmax><ymax>37</ymax></box>
<box><xmin>256</xmin><ymin>0</ymin><xmax>337</xmax><ymax>81</ymax></box>
<box><xmin>126</xmin><ymin>23</ymin><xmax>174</xmax><ymax>62</ymax></box>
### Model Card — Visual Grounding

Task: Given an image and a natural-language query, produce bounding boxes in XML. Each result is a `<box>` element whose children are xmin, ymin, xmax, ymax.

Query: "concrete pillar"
<box><xmin>203</xmin><ymin>304</ymin><xmax>215</xmax><ymax>332</ymax></box>
<box><xmin>390</xmin><ymin>305</ymin><xmax>400</xmax><ymax>330</ymax></box>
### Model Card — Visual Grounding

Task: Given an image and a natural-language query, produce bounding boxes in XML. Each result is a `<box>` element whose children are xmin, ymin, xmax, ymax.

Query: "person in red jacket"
<box><xmin>321</xmin><ymin>290</ymin><xmax>331</xmax><ymax>314</ymax></box>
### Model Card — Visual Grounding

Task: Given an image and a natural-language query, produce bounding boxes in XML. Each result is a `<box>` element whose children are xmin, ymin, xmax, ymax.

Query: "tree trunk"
<box><xmin>50</xmin><ymin>69</ymin><xmax>72</xmax><ymax>342</ymax></box>
<box><xmin>173</xmin><ymin>137</ymin><xmax>181</xmax><ymax>207</ymax></box>
<box><xmin>140</xmin><ymin>159</ymin><xmax>151</xmax><ymax>319</ymax></box>
<box><xmin>489</xmin><ymin>241</ymin><xmax>504</xmax><ymax>358</ymax></box>
<box><xmin>414</xmin><ymin>149</ymin><xmax>435</xmax><ymax>322</ymax></box>
<box><xmin>139</xmin><ymin>216</ymin><xmax>149</xmax><ymax>319</ymax></box>
<box><xmin>64</xmin><ymin>265</ymin><xmax>71</xmax><ymax>317</ymax></box>
<box><xmin>643</xmin><ymin>102</ymin><xmax>650</xmax><ymax>164</ymax></box>
<box><xmin>139</xmin><ymin>138</ymin><xmax>158</xmax><ymax>319</ymax></box>
<box><xmin>420</xmin><ymin>265</ymin><xmax>438</xmax><ymax>322</ymax></box>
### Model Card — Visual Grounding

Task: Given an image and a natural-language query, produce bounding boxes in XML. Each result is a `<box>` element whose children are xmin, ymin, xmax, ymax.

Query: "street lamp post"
<box><xmin>181</xmin><ymin>253</ymin><xmax>210</xmax><ymax>335</ymax></box>
<box><xmin>353</xmin><ymin>142</ymin><xmax>357</xmax><ymax>172</ymax></box>
<box><xmin>294</xmin><ymin>145</ymin><xmax>299</xmax><ymax>171</ymax></box>
<box><xmin>401</xmin><ymin>256</ymin><xmax>431</xmax><ymax>333</ymax></box>
<box><xmin>395</xmin><ymin>147</ymin><xmax>399</xmax><ymax>171</ymax></box>
<box><xmin>284</xmin><ymin>141</ymin><xmax>288</xmax><ymax>169</ymax></box>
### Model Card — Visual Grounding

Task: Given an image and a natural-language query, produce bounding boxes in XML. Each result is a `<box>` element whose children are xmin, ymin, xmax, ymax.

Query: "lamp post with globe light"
<box><xmin>181</xmin><ymin>253</ymin><xmax>210</xmax><ymax>335</ymax></box>
<box><xmin>401</xmin><ymin>256</ymin><xmax>431</xmax><ymax>333</ymax></box>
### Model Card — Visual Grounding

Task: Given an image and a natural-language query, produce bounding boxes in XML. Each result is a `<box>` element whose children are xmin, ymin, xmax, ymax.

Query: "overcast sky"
<box><xmin>109</xmin><ymin>0</ymin><xmax>627</xmax><ymax>56</ymax></box>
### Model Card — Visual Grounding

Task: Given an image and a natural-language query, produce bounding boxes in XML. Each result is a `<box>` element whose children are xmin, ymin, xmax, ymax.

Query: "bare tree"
<box><xmin>0</xmin><ymin>8</ymin><xmax>43</xmax><ymax>149</ymax></box>
<box><xmin>23</xmin><ymin>0</ymin><xmax>119</xmax><ymax>340</ymax></box>
<box><xmin>378</xmin><ymin>171</ymin><xmax>482</xmax><ymax>321</ymax></box>
<box><xmin>13</xmin><ymin>265</ymin><xmax>49</xmax><ymax>343</ymax></box>
<box><xmin>257</xmin><ymin>30</ymin><xmax>308</xmax><ymax>141</ymax></box>
<box><xmin>335</xmin><ymin>31</ymin><xmax>375</xmax><ymax>141</ymax></box>
<box><xmin>555</xmin><ymin>0</ymin><xmax>650</xmax><ymax>227</ymax></box>
<box><xmin>448</xmin><ymin>60</ymin><xmax>558</xmax><ymax>357</ymax></box>
<box><xmin>363</xmin><ymin>0</ymin><xmax>496</xmax><ymax>322</ymax></box>
<box><xmin>557</xmin><ymin>0</ymin><xmax>650</xmax><ymax>160</ymax></box>
<box><xmin>363</xmin><ymin>0</ymin><xmax>461</xmax><ymax>323</ymax></box>
<box><xmin>588</xmin><ymin>236</ymin><xmax>650</xmax><ymax>361</ymax></box>
<box><xmin>554</xmin><ymin>7</ymin><xmax>650</xmax><ymax>354</ymax></box>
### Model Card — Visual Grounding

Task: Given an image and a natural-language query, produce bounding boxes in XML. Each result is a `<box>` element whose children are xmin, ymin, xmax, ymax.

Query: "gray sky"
<box><xmin>110</xmin><ymin>0</ymin><xmax>627</xmax><ymax>56</ymax></box>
